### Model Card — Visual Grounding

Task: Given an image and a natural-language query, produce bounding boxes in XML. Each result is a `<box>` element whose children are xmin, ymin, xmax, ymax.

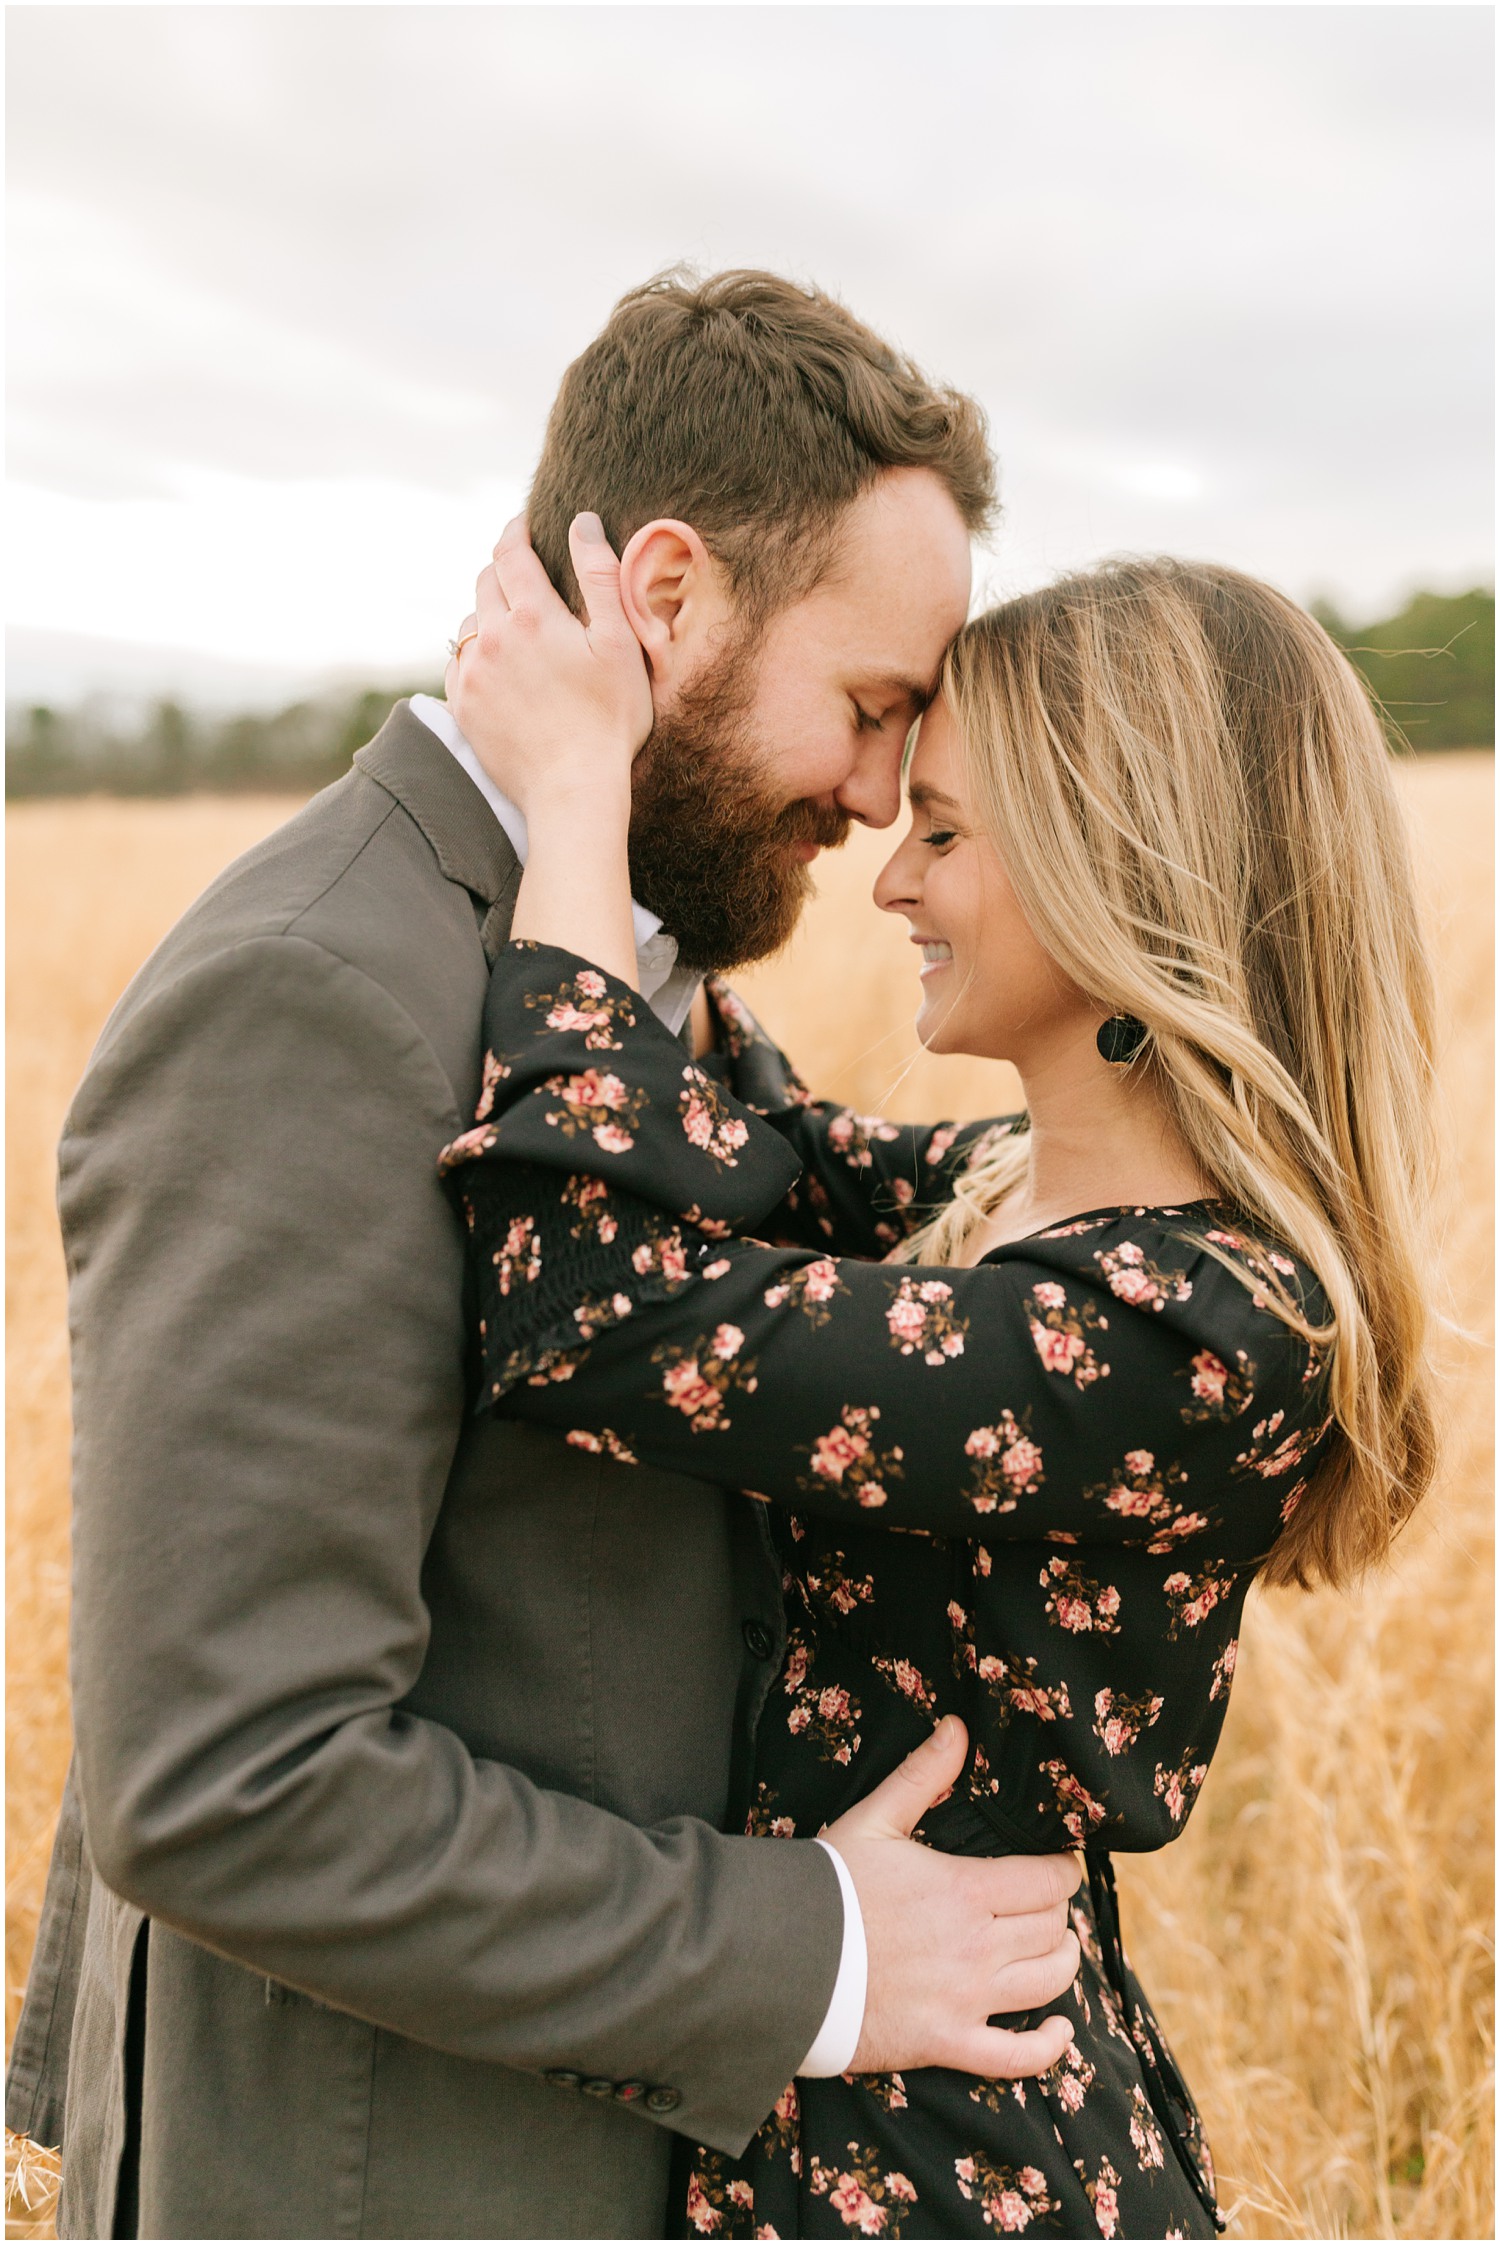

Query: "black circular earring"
<box><xmin>1096</xmin><ymin>1014</ymin><xmax>1148</xmax><ymax>1065</ymax></box>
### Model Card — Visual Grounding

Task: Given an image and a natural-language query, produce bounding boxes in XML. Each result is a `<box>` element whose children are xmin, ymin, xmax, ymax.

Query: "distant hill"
<box><xmin>1312</xmin><ymin>587</ymin><xmax>1493</xmax><ymax>752</ymax></box>
<box><xmin>6</xmin><ymin>586</ymin><xmax>1493</xmax><ymax>796</ymax></box>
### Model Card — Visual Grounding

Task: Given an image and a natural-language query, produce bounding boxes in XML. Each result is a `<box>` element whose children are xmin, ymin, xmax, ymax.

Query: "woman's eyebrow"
<box><xmin>906</xmin><ymin>780</ymin><xmax>964</xmax><ymax>813</ymax></box>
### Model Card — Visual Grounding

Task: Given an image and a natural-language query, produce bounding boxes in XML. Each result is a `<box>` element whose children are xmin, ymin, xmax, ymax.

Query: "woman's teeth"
<box><xmin>921</xmin><ymin>943</ymin><xmax>952</xmax><ymax>963</ymax></box>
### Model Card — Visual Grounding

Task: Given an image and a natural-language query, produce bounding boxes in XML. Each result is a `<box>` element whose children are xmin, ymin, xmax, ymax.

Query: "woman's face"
<box><xmin>873</xmin><ymin>696</ymin><xmax>1095</xmax><ymax>1065</ymax></box>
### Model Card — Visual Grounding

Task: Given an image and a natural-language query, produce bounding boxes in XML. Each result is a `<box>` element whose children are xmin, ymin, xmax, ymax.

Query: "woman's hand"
<box><xmin>446</xmin><ymin>512</ymin><xmax>653</xmax><ymax>823</ymax></box>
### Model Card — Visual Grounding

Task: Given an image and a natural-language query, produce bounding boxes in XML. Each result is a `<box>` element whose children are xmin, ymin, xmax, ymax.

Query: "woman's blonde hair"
<box><xmin>901</xmin><ymin>558</ymin><xmax>1438</xmax><ymax>1590</ymax></box>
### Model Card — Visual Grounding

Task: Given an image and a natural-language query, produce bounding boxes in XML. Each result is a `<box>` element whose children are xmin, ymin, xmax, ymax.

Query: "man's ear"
<box><xmin>617</xmin><ymin>520</ymin><xmax>729</xmax><ymax>689</ymax></box>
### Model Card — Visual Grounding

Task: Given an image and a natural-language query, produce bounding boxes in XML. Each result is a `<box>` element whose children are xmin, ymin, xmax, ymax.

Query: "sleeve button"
<box><xmin>542</xmin><ymin>2070</ymin><xmax>581</xmax><ymax>2091</ymax></box>
<box><xmin>645</xmin><ymin>2086</ymin><xmax>681</xmax><ymax>2115</ymax></box>
<box><xmin>614</xmin><ymin>2080</ymin><xmax>648</xmax><ymax>2104</ymax></box>
<box><xmin>742</xmin><ymin>1618</ymin><xmax>774</xmax><ymax>1659</ymax></box>
<box><xmin>581</xmin><ymin>2077</ymin><xmax>616</xmax><ymax>2098</ymax></box>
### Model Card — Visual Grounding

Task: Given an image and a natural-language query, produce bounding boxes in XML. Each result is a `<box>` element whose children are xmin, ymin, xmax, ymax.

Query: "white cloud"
<box><xmin>7</xmin><ymin>471</ymin><xmax>525</xmax><ymax>673</ymax></box>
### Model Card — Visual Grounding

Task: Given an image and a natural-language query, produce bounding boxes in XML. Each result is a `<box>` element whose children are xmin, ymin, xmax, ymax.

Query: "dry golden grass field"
<box><xmin>6</xmin><ymin>756</ymin><xmax>1494</xmax><ymax>2240</ymax></box>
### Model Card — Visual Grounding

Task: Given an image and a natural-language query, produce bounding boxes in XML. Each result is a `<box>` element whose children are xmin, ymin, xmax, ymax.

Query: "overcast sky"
<box><xmin>7</xmin><ymin>3</ymin><xmax>1494</xmax><ymax>707</ymax></box>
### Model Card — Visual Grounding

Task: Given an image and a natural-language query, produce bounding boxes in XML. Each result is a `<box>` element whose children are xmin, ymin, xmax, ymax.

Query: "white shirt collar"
<box><xmin>408</xmin><ymin>694</ymin><xmax>697</xmax><ymax>1032</ymax></box>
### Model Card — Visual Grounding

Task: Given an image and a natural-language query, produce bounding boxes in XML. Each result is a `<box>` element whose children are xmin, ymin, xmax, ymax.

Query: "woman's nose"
<box><xmin>873</xmin><ymin>830</ymin><xmax>921</xmax><ymax>915</ymax></box>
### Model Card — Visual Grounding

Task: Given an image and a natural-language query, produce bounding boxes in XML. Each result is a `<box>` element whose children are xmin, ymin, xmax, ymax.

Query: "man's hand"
<box><xmin>824</xmin><ymin>1715</ymin><xmax>1081</xmax><ymax>2078</ymax></box>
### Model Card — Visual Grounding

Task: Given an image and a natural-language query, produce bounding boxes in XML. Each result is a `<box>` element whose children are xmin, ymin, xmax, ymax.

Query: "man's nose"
<box><xmin>834</xmin><ymin>736</ymin><xmax>905</xmax><ymax>830</ymax></box>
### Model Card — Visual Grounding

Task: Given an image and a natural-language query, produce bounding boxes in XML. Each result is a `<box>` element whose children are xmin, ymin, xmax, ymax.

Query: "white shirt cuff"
<box><xmin>797</xmin><ymin>1840</ymin><xmax>868</xmax><ymax>2077</ymax></box>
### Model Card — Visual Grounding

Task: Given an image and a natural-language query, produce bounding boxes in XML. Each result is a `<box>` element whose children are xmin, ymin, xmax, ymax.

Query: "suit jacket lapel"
<box><xmin>354</xmin><ymin>702</ymin><xmax>523</xmax><ymax>962</ymax></box>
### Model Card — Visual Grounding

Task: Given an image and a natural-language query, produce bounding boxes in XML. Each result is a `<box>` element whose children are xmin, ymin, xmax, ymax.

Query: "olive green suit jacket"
<box><xmin>5</xmin><ymin>705</ymin><xmax>841</xmax><ymax>2239</ymax></box>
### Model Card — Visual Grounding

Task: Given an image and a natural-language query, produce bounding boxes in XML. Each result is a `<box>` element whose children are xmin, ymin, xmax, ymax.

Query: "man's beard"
<box><xmin>627</xmin><ymin>634</ymin><xmax>851</xmax><ymax>973</ymax></box>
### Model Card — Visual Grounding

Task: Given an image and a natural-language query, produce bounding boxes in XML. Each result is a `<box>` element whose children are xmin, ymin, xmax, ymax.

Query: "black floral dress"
<box><xmin>439</xmin><ymin>945</ymin><xmax>1336</xmax><ymax>2243</ymax></box>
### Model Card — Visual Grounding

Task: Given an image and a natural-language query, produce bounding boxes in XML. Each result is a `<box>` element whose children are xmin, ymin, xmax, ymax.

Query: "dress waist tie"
<box><xmin>1083</xmin><ymin>1848</ymin><xmax>1226</xmax><ymax>2235</ymax></box>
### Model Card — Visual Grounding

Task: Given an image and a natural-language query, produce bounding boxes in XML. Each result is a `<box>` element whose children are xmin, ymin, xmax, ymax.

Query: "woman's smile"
<box><xmin>915</xmin><ymin>936</ymin><xmax>954</xmax><ymax>979</ymax></box>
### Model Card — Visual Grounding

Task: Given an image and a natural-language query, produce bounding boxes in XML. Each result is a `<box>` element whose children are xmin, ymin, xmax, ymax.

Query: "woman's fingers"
<box><xmin>567</xmin><ymin>512</ymin><xmax>634</xmax><ymax>651</ymax></box>
<box><xmin>489</xmin><ymin>514</ymin><xmax>558</xmax><ymax>619</ymax></box>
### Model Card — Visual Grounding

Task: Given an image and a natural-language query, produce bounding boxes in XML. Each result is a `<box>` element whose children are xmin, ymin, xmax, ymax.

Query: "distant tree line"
<box><xmin>5</xmin><ymin>682</ymin><xmax>441</xmax><ymax>799</ymax></box>
<box><xmin>6</xmin><ymin>587</ymin><xmax>1493</xmax><ymax>798</ymax></box>
<box><xmin>1311</xmin><ymin>586</ymin><xmax>1493</xmax><ymax>753</ymax></box>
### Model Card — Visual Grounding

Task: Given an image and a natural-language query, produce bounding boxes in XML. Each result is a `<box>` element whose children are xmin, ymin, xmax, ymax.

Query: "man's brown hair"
<box><xmin>528</xmin><ymin>267</ymin><xmax>996</xmax><ymax>620</ymax></box>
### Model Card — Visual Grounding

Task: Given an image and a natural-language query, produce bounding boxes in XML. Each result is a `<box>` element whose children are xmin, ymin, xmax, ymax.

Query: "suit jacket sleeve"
<box><xmin>60</xmin><ymin>931</ymin><xmax>841</xmax><ymax>2156</ymax></box>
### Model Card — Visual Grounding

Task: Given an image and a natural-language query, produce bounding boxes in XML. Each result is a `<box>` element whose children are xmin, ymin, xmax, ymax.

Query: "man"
<box><xmin>7</xmin><ymin>270</ymin><xmax>1079</xmax><ymax>2240</ymax></box>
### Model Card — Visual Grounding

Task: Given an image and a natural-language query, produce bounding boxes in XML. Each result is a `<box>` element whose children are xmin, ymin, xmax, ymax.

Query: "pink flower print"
<box><xmin>884</xmin><ymin>2174</ymin><xmax>917</xmax><ymax>2204</ymax></box>
<box><xmin>1190</xmin><ymin>1351</ymin><xmax>1227</xmax><ymax>1405</ymax></box>
<box><xmin>1210</xmin><ymin>1638</ymin><xmax>1239</xmax><ymax>1699</ymax></box>
<box><xmin>1107</xmin><ymin>1268</ymin><xmax>1157</xmax><ymax>1307</ymax></box>
<box><xmin>662</xmin><ymin>1361</ymin><xmax>719</xmax><ymax>1420</ymax></box>
<box><xmin>1093</xmin><ymin>1686</ymin><xmax>1164</xmax><ymax>1754</ymax></box>
<box><xmin>782</xmin><ymin>1641</ymin><xmax>810</xmax><ymax>1694</ymax></box>
<box><xmin>474</xmin><ymin>1049</ymin><xmax>508</xmax><ymax>1121</ymax></box>
<box><xmin>884</xmin><ymin>1276</ymin><xmax>966</xmax><ymax>1364</ymax></box>
<box><xmin>727</xmin><ymin>2181</ymin><xmax>754</xmax><ymax>2211</ymax></box>
<box><xmin>811</xmin><ymin>1424</ymin><xmax>869</xmax><ymax>1482</ymax></box>
<box><xmin>1032</xmin><ymin>1280</ymin><xmax>1067</xmax><ymax>1310</ymax></box>
<box><xmin>436</xmin><ymin>1121</ymin><xmax>498</xmax><ymax>1173</ymax></box>
<box><xmin>924</xmin><ymin>1124</ymin><xmax>959</xmax><ymax>1166</ymax></box>
<box><xmin>592</xmin><ymin>1122</ymin><xmax>634</xmax><ymax>1153</ymax></box>
<box><xmin>890</xmin><ymin>1177</ymin><xmax>915</xmax><ymax>1207</ymax></box>
<box><xmin>702</xmin><ymin>1258</ymin><xmax>732</xmax><ymax>1281</ymax></box>
<box><xmin>678</xmin><ymin>1069</ymin><xmax>752</xmax><ymax>1166</ymax></box>
<box><xmin>572</xmin><ymin>1068</ymin><xmax>625</xmax><ymax>1110</ymax></box>
<box><xmin>966</xmin><ymin>1425</ymin><xmax>1000</xmax><ymax>1459</ymax></box>
<box><xmin>685</xmin><ymin>2171</ymin><xmax>720</xmax><ymax>2233</ymax></box>
<box><xmin>1105</xmin><ymin>1481</ymin><xmax>1156</xmax><ymax>1517</ymax></box>
<box><xmin>575</xmin><ymin>968</ymin><xmax>607</xmax><ymax>999</ymax></box>
<box><xmin>872</xmin><ymin>1655</ymin><xmax>937</xmax><ymax>1712</ymax></box>
<box><xmin>711</xmin><ymin>1323</ymin><xmax>745</xmax><ymax>1360</ymax></box>
<box><xmin>1032</xmin><ymin>1324</ymin><xmax>1085</xmax><ymax>1375</ymax></box>
<box><xmin>1124</xmin><ymin>1448</ymin><xmax>1154</xmax><ymax>1474</ymax></box>
<box><xmin>546</xmin><ymin>1001</ymin><xmax>613</xmax><ymax>1038</ymax></box>
<box><xmin>955</xmin><ymin>2158</ymin><xmax>977</xmax><ymax>2189</ymax></box>
<box><xmin>564</xmin><ymin>1426</ymin><xmax>638</xmax><ymax>1465</ymax></box>
<box><xmin>1153</xmin><ymin>1753</ymin><xmax>1209</xmax><ymax>1825</ymax></box>
<box><xmin>1042</xmin><ymin>1558</ymin><xmax>1121</xmax><ymax>1635</ymax></box>
<box><xmin>828</xmin><ymin>2176</ymin><xmax>885</xmax><ymax>2235</ymax></box>
<box><xmin>1093</xmin><ymin>2182</ymin><xmax>1119</xmax><ymax>2240</ymax></box>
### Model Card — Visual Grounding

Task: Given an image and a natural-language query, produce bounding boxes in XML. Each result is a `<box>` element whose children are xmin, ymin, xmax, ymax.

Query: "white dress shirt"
<box><xmin>409</xmin><ymin>694</ymin><xmax>868</xmax><ymax>2077</ymax></box>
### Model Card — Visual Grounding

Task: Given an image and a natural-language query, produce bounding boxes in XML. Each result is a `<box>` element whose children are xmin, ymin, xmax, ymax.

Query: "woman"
<box><xmin>438</xmin><ymin>539</ymin><xmax>1436</xmax><ymax>2238</ymax></box>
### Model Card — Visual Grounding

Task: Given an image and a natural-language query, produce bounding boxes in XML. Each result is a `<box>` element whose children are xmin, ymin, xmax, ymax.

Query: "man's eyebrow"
<box><xmin>865</xmin><ymin>670</ymin><xmax>939</xmax><ymax>711</ymax></box>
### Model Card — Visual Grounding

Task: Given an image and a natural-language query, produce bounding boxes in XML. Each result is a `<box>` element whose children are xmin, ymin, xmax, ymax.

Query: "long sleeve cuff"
<box><xmin>798</xmin><ymin>1841</ymin><xmax>868</xmax><ymax>2078</ymax></box>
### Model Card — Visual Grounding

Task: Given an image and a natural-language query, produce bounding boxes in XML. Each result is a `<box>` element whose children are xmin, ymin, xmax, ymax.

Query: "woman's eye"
<box><xmin>923</xmin><ymin>827</ymin><xmax>958</xmax><ymax>850</ymax></box>
<box><xmin>854</xmin><ymin>706</ymin><xmax>885</xmax><ymax>733</ymax></box>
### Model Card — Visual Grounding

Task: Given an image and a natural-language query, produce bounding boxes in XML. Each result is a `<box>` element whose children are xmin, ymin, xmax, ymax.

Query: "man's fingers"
<box><xmin>981</xmin><ymin>1905</ymin><xmax>1074</xmax><ymax>1963</ymax></box>
<box><xmin>990</xmin><ymin>1930</ymin><xmax>1082</xmax><ymax>2016</ymax></box>
<box><xmin>828</xmin><ymin>1715</ymin><xmax>969</xmax><ymax>1845</ymax></box>
<box><xmin>956</xmin><ymin>2013</ymin><xmax>1075</xmax><ymax>2083</ymax></box>
<box><xmin>969</xmin><ymin>1849</ymin><xmax>1082</xmax><ymax>1919</ymax></box>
